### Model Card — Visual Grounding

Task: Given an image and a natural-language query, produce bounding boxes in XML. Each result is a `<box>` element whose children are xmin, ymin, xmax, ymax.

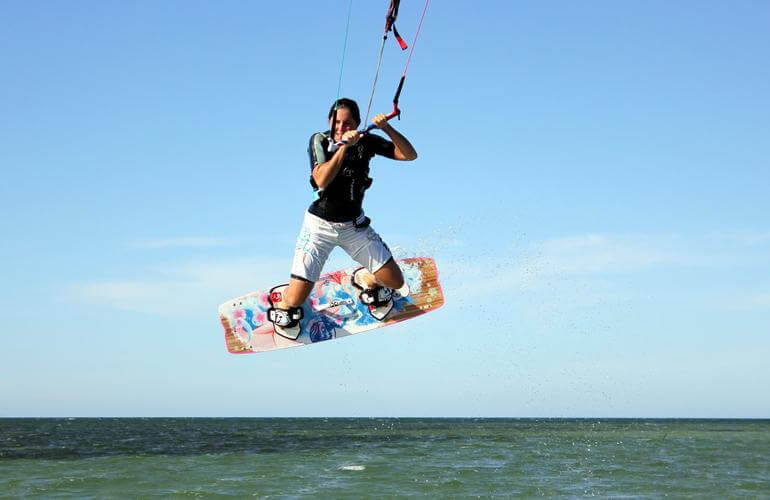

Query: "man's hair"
<box><xmin>328</xmin><ymin>98</ymin><xmax>361</xmax><ymax>125</ymax></box>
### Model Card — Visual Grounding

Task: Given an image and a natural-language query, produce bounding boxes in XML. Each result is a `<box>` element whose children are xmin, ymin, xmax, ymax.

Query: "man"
<box><xmin>267</xmin><ymin>98</ymin><xmax>417</xmax><ymax>337</ymax></box>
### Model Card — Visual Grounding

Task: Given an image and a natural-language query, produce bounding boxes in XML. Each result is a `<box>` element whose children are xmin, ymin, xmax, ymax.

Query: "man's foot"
<box><xmin>351</xmin><ymin>268</ymin><xmax>394</xmax><ymax>321</ymax></box>
<box><xmin>360</xmin><ymin>285</ymin><xmax>393</xmax><ymax>307</ymax></box>
<box><xmin>266</xmin><ymin>284</ymin><xmax>303</xmax><ymax>340</ymax></box>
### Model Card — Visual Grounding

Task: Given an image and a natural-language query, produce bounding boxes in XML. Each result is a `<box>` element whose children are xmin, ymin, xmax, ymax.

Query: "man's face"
<box><xmin>329</xmin><ymin>107</ymin><xmax>359</xmax><ymax>142</ymax></box>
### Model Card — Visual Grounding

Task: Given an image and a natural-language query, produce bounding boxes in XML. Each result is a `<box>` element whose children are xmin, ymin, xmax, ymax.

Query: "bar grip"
<box><xmin>336</xmin><ymin>76</ymin><xmax>406</xmax><ymax>146</ymax></box>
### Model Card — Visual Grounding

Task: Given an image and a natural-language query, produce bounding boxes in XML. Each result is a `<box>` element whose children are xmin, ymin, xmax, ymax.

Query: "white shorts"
<box><xmin>290</xmin><ymin>211</ymin><xmax>393</xmax><ymax>282</ymax></box>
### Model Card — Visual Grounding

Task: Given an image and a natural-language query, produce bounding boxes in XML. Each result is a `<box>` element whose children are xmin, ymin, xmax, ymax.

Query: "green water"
<box><xmin>1</xmin><ymin>418</ymin><xmax>768</xmax><ymax>497</ymax></box>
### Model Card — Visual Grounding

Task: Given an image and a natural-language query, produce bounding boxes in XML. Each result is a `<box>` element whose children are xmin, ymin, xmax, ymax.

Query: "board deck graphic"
<box><xmin>218</xmin><ymin>257</ymin><xmax>444</xmax><ymax>354</ymax></box>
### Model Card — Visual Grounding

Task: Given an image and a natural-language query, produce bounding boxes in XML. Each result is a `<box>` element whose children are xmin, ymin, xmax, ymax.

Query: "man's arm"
<box><xmin>372</xmin><ymin>113</ymin><xmax>418</xmax><ymax>161</ymax></box>
<box><xmin>312</xmin><ymin>130</ymin><xmax>361</xmax><ymax>189</ymax></box>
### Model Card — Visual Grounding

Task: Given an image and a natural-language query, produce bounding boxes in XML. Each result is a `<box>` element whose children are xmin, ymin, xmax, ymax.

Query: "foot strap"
<box><xmin>267</xmin><ymin>306</ymin><xmax>303</xmax><ymax>328</ymax></box>
<box><xmin>359</xmin><ymin>286</ymin><xmax>393</xmax><ymax>307</ymax></box>
<box><xmin>351</xmin><ymin>267</ymin><xmax>394</xmax><ymax>307</ymax></box>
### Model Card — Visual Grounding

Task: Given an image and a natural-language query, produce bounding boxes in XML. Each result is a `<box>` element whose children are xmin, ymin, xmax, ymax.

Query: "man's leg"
<box><xmin>284</xmin><ymin>277</ymin><xmax>314</xmax><ymax>307</ymax></box>
<box><xmin>373</xmin><ymin>257</ymin><xmax>404</xmax><ymax>290</ymax></box>
<box><xmin>342</xmin><ymin>222</ymin><xmax>408</xmax><ymax>302</ymax></box>
<box><xmin>269</xmin><ymin>212</ymin><xmax>334</xmax><ymax>335</ymax></box>
<box><xmin>286</xmin><ymin>211</ymin><xmax>335</xmax><ymax>306</ymax></box>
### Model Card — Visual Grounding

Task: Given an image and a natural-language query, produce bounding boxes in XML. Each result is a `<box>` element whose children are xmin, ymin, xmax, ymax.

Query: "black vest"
<box><xmin>307</xmin><ymin>131</ymin><xmax>395</xmax><ymax>222</ymax></box>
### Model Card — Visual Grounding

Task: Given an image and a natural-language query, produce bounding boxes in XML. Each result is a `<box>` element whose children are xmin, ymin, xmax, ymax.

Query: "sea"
<box><xmin>1</xmin><ymin>418</ymin><xmax>768</xmax><ymax>497</ymax></box>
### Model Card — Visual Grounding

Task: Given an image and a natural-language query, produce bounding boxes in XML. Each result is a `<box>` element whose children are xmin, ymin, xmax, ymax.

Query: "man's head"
<box><xmin>328</xmin><ymin>98</ymin><xmax>361</xmax><ymax>141</ymax></box>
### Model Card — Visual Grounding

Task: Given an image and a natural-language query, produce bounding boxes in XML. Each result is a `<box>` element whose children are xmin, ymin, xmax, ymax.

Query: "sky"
<box><xmin>1</xmin><ymin>0</ymin><xmax>769</xmax><ymax>418</ymax></box>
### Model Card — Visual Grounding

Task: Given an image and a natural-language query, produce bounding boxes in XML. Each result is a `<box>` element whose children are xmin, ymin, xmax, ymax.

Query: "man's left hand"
<box><xmin>372</xmin><ymin>113</ymin><xmax>391</xmax><ymax>130</ymax></box>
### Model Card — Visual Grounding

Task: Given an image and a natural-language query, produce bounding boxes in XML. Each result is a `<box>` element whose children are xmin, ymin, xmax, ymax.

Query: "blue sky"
<box><xmin>2</xmin><ymin>0</ymin><xmax>768</xmax><ymax>417</ymax></box>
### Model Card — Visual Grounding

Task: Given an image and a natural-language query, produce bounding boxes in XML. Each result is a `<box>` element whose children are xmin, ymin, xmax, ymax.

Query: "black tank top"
<box><xmin>307</xmin><ymin>131</ymin><xmax>396</xmax><ymax>222</ymax></box>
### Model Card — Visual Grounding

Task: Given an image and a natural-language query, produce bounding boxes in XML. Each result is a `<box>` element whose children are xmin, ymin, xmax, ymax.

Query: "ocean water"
<box><xmin>1</xmin><ymin>418</ymin><xmax>768</xmax><ymax>497</ymax></box>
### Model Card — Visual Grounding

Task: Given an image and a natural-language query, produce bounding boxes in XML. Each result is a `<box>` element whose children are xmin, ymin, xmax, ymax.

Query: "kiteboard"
<box><xmin>218</xmin><ymin>257</ymin><xmax>444</xmax><ymax>354</ymax></box>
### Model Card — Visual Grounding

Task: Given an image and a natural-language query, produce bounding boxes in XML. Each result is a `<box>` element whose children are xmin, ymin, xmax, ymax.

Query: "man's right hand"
<box><xmin>341</xmin><ymin>130</ymin><xmax>361</xmax><ymax>146</ymax></box>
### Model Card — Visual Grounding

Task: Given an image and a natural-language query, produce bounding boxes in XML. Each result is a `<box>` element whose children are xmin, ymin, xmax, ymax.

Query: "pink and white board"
<box><xmin>218</xmin><ymin>257</ymin><xmax>444</xmax><ymax>354</ymax></box>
